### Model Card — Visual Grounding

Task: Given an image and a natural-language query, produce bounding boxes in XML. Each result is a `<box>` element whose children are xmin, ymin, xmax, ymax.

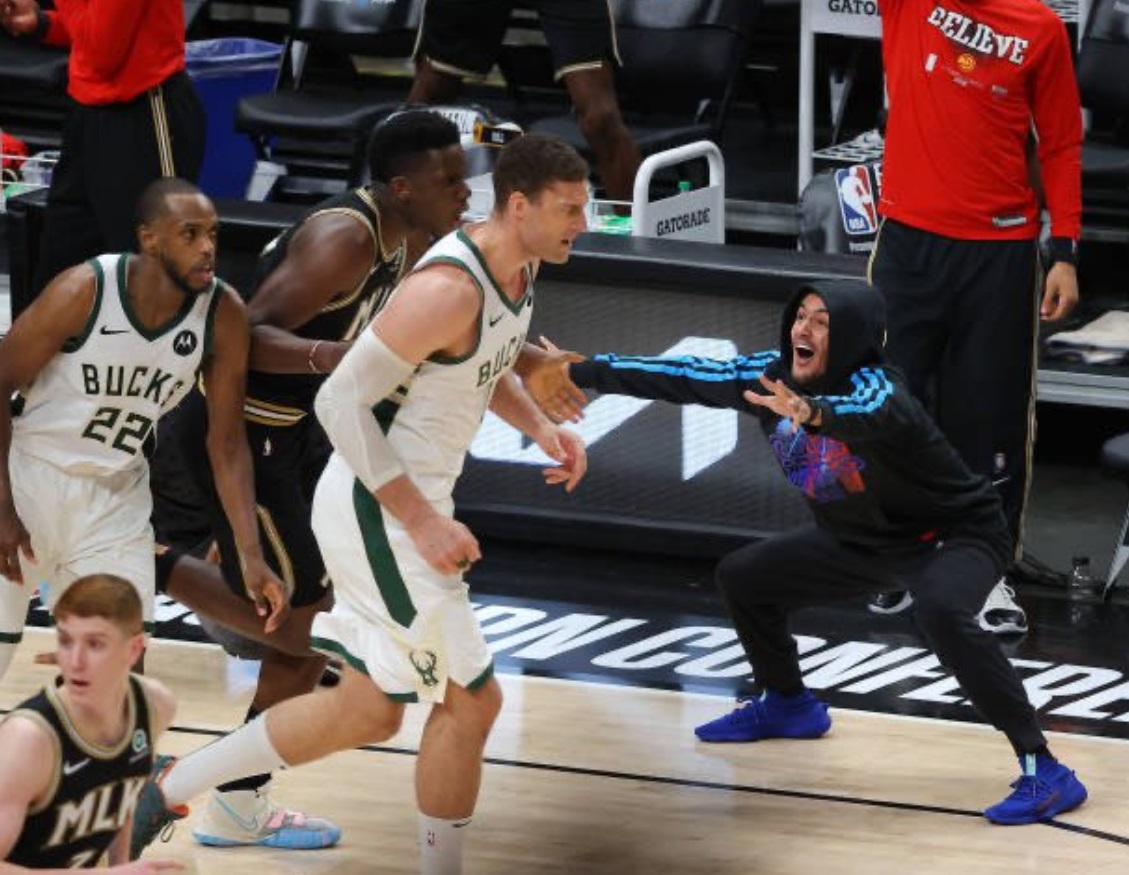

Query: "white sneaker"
<box><xmin>192</xmin><ymin>785</ymin><xmax>341</xmax><ymax>849</ymax></box>
<box><xmin>977</xmin><ymin>580</ymin><xmax>1028</xmax><ymax>635</ymax></box>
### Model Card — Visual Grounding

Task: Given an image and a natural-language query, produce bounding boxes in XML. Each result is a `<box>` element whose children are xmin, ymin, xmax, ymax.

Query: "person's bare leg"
<box><xmin>159</xmin><ymin>665</ymin><xmax>403</xmax><ymax>808</ymax></box>
<box><xmin>268</xmin><ymin>665</ymin><xmax>404</xmax><ymax>762</ymax></box>
<box><xmin>413</xmin><ymin>678</ymin><xmax>503</xmax><ymax>873</ymax></box>
<box><xmin>409</xmin><ymin>57</ymin><xmax>466</xmax><ymax>105</ymax></box>
<box><xmin>164</xmin><ymin>554</ymin><xmax>317</xmax><ymax>657</ymax></box>
<box><xmin>563</xmin><ymin>65</ymin><xmax>641</xmax><ymax>202</ymax></box>
<box><xmin>416</xmin><ymin>678</ymin><xmax>503</xmax><ymax>817</ymax></box>
<box><xmin>249</xmin><ymin>596</ymin><xmax>332</xmax><ymax>711</ymax></box>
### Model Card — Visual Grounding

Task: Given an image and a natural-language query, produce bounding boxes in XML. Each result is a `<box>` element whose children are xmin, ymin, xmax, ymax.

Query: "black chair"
<box><xmin>1077</xmin><ymin>0</ymin><xmax>1129</xmax><ymax>212</ymax></box>
<box><xmin>0</xmin><ymin>32</ymin><xmax>69</xmax><ymax>151</ymax></box>
<box><xmin>233</xmin><ymin>0</ymin><xmax>420</xmax><ymax>199</ymax></box>
<box><xmin>1099</xmin><ymin>432</ymin><xmax>1129</xmax><ymax>599</ymax></box>
<box><xmin>524</xmin><ymin>0</ymin><xmax>761</xmax><ymax>168</ymax></box>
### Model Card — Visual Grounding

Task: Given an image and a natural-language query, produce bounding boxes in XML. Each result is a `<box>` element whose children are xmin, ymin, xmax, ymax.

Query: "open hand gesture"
<box><xmin>520</xmin><ymin>336</ymin><xmax>588</xmax><ymax>423</ymax></box>
<box><xmin>743</xmin><ymin>375</ymin><xmax>815</xmax><ymax>432</ymax></box>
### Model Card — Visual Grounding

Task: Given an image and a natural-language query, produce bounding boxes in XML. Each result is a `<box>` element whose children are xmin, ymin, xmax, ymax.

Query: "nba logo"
<box><xmin>835</xmin><ymin>165</ymin><xmax>878</xmax><ymax>235</ymax></box>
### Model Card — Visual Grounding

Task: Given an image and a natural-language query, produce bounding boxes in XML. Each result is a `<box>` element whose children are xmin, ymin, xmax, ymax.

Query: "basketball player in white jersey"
<box><xmin>0</xmin><ymin>573</ymin><xmax>182</xmax><ymax>872</ymax></box>
<box><xmin>131</xmin><ymin>134</ymin><xmax>590</xmax><ymax>874</ymax></box>
<box><xmin>0</xmin><ymin>178</ymin><xmax>287</xmax><ymax>680</ymax></box>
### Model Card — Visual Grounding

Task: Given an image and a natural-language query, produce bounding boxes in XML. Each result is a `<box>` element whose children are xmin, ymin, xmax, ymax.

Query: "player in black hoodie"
<box><xmin>546</xmin><ymin>279</ymin><xmax>1086</xmax><ymax>826</ymax></box>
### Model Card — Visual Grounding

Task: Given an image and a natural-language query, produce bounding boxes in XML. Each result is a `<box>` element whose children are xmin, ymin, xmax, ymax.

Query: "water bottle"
<box><xmin>1069</xmin><ymin>555</ymin><xmax>1098</xmax><ymax>594</ymax></box>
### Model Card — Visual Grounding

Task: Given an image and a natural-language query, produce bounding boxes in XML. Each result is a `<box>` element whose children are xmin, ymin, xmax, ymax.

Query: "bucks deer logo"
<box><xmin>410</xmin><ymin>649</ymin><xmax>440</xmax><ymax>687</ymax></box>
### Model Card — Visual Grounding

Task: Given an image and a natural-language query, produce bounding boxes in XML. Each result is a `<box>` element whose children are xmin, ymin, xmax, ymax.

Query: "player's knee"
<box><xmin>473</xmin><ymin>676</ymin><xmax>503</xmax><ymax>726</ymax></box>
<box><xmin>910</xmin><ymin>588</ymin><xmax>966</xmax><ymax>640</ymax></box>
<box><xmin>336</xmin><ymin>669</ymin><xmax>404</xmax><ymax>741</ymax></box>
<box><xmin>715</xmin><ymin>551</ymin><xmax>755</xmax><ymax>602</ymax></box>
<box><xmin>448</xmin><ymin>676</ymin><xmax>503</xmax><ymax>738</ymax></box>
<box><xmin>363</xmin><ymin>703</ymin><xmax>404</xmax><ymax>743</ymax></box>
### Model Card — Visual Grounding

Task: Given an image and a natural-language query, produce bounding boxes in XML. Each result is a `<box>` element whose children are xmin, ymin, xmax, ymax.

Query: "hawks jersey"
<box><xmin>4</xmin><ymin>676</ymin><xmax>154</xmax><ymax>868</ymax></box>
<box><xmin>246</xmin><ymin>187</ymin><xmax>409</xmax><ymax>424</ymax></box>
<box><xmin>373</xmin><ymin>228</ymin><xmax>533</xmax><ymax>505</ymax></box>
<box><xmin>13</xmin><ymin>253</ymin><xmax>219</xmax><ymax>477</ymax></box>
<box><xmin>878</xmin><ymin>0</ymin><xmax>1082</xmax><ymax>240</ymax></box>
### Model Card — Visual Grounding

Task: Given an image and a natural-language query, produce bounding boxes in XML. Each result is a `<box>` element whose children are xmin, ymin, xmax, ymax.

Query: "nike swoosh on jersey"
<box><xmin>488</xmin><ymin>313</ymin><xmax>504</xmax><ymax>327</ymax></box>
<box><xmin>62</xmin><ymin>758</ymin><xmax>90</xmax><ymax>776</ymax></box>
<box><xmin>99</xmin><ymin>326</ymin><xmax>130</xmax><ymax>335</ymax></box>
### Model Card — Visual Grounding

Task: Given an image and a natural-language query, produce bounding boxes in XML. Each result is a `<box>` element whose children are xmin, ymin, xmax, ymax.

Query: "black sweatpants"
<box><xmin>30</xmin><ymin>71</ymin><xmax>206</xmax><ymax>301</ymax></box>
<box><xmin>869</xmin><ymin>220</ymin><xmax>1040</xmax><ymax>552</ymax></box>
<box><xmin>717</xmin><ymin>526</ymin><xmax>1046</xmax><ymax>753</ymax></box>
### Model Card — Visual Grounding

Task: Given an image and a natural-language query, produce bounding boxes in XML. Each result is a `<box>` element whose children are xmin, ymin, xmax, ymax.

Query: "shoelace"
<box><xmin>158</xmin><ymin>820</ymin><xmax>178</xmax><ymax>844</ymax></box>
<box><xmin>719</xmin><ymin>697</ymin><xmax>763</xmax><ymax>724</ymax></box>
<box><xmin>1006</xmin><ymin>775</ymin><xmax>1047</xmax><ymax>797</ymax></box>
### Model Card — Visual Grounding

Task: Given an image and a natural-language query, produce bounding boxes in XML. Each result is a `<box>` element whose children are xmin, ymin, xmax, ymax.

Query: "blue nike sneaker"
<box><xmin>983</xmin><ymin>754</ymin><xmax>1088</xmax><ymax>825</ymax></box>
<box><xmin>695</xmin><ymin>689</ymin><xmax>832</xmax><ymax>743</ymax></box>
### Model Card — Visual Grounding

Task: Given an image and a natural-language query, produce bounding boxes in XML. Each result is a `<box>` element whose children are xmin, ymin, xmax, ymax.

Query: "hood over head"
<box><xmin>778</xmin><ymin>279</ymin><xmax>887</xmax><ymax>393</ymax></box>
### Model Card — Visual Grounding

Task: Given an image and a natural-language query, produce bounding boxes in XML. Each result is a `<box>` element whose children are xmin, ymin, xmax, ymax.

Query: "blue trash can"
<box><xmin>186</xmin><ymin>38</ymin><xmax>282</xmax><ymax>198</ymax></box>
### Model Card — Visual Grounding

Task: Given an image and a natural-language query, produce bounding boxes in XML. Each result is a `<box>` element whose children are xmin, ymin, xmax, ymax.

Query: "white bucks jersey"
<box><xmin>381</xmin><ymin>229</ymin><xmax>532</xmax><ymax>503</ymax></box>
<box><xmin>14</xmin><ymin>253</ymin><xmax>219</xmax><ymax>476</ymax></box>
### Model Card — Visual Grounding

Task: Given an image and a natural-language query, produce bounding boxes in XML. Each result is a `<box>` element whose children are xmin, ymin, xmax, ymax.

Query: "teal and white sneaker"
<box><xmin>192</xmin><ymin>785</ymin><xmax>341</xmax><ymax>849</ymax></box>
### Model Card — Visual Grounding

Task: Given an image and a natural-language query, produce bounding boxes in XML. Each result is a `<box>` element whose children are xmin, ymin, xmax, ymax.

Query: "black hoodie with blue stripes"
<box><xmin>568</xmin><ymin>279</ymin><xmax>1010</xmax><ymax>557</ymax></box>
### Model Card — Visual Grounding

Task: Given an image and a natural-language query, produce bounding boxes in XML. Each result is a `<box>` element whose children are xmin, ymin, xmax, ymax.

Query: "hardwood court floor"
<box><xmin>4</xmin><ymin>628</ymin><xmax>1129</xmax><ymax>874</ymax></box>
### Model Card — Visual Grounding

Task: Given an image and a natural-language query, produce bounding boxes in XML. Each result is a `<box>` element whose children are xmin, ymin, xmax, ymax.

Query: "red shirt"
<box><xmin>878</xmin><ymin>0</ymin><xmax>1082</xmax><ymax>240</ymax></box>
<box><xmin>42</xmin><ymin>0</ymin><xmax>186</xmax><ymax>105</ymax></box>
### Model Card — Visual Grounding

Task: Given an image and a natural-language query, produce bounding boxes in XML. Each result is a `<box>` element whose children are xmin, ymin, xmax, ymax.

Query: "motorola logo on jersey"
<box><xmin>172</xmin><ymin>330</ymin><xmax>198</xmax><ymax>357</ymax></box>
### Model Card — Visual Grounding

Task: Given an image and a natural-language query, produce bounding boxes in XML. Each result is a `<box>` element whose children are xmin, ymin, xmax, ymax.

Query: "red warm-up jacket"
<box><xmin>42</xmin><ymin>0</ymin><xmax>186</xmax><ymax>105</ymax></box>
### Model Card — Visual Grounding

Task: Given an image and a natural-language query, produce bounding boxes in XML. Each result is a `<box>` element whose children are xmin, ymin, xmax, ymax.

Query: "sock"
<box><xmin>418</xmin><ymin>813</ymin><xmax>470</xmax><ymax>875</ymax></box>
<box><xmin>763</xmin><ymin>687</ymin><xmax>811</xmax><ymax>703</ymax></box>
<box><xmin>1013</xmin><ymin>742</ymin><xmax>1052</xmax><ymax>762</ymax></box>
<box><xmin>161</xmin><ymin>715</ymin><xmax>286</xmax><ymax>807</ymax></box>
<box><xmin>1019</xmin><ymin>747</ymin><xmax>1055</xmax><ymax>777</ymax></box>
<box><xmin>0</xmin><ymin>640</ymin><xmax>18</xmax><ymax>683</ymax></box>
<box><xmin>0</xmin><ymin>579</ymin><xmax>30</xmax><ymax>682</ymax></box>
<box><xmin>217</xmin><ymin>705</ymin><xmax>271</xmax><ymax>794</ymax></box>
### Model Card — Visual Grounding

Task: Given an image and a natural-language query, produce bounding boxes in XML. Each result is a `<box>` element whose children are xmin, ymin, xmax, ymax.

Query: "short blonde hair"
<box><xmin>54</xmin><ymin>574</ymin><xmax>143</xmax><ymax>636</ymax></box>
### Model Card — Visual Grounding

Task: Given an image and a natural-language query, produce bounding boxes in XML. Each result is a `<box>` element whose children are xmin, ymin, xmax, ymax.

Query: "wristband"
<box><xmin>308</xmin><ymin>339</ymin><xmax>324</xmax><ymax>374</ymax></box>
<box><xmin>803</xmin><ymin>396</ymin><xmax>823</xmax><ymax>427</ymax></box>
<box><xmin>1047</xmin><ymin>237</ymin><xmax>1078</xmax><ymax>268</ymax></box>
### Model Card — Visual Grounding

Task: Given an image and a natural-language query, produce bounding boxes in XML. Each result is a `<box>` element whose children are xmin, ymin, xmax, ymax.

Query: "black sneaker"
<box><xmin>867</xmin><ymin>591</ymin><xmax>914</xmax><ymax>614</ymax></box>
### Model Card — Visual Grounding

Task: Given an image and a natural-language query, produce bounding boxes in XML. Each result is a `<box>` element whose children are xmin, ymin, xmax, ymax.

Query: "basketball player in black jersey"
<box><xmin>146</xmin><ymin>109</ymin><xmax>473</xmax><ymax>850</ymax></box>
<box><xmin>0</xmin><ymin>573</ymin><xmax>180</xmax><ymax>872</ymax></box>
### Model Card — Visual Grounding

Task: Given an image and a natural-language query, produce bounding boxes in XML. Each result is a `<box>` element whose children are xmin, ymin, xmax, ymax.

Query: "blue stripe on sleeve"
<box><xmin>593</xmin><ymin>352</ymin><xmax>779</xmax><ymax>383</ymax></box>
<box><xmin>825</xmin><ymin>367</ymin><xmax>895</xmax><ymax>415</ymax></box>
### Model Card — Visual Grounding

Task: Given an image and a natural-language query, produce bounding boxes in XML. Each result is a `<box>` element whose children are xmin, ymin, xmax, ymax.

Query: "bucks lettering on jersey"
<box><xmin>4</xmin><ymin>676</ymin><xmax>153</xmax><ymax>868</ymax></box>
<box><xmin>246</xmin><ymin>187</ymin><xmax>409</xmax><ymax>423</ymax></box>
<box><xmin>14</xmin><ymin>253</ymin><xmax>219</xmax><ymax>476</ymax></box>
<box><xmin>375</xmin><ymin>228</ymin><xmax>533</xmax><ymax>503</ymax></box>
